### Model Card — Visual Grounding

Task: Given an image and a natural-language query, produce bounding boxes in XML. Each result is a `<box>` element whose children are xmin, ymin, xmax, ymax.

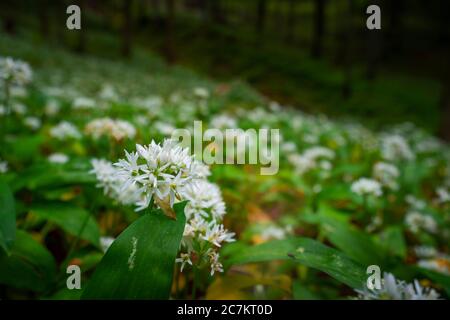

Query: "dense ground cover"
<box><xmin>0</xmin><ymin>33</ymin><xmax>449</xmax><ymax>300</ymax></box>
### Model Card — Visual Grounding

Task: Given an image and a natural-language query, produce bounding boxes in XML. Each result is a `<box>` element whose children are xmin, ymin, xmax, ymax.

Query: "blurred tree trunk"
<box><xmin>75</xmin><ymin>0</ymin><xmax>86</xmax><ymax>53</ymax></box>
<box><xmin>121</xmin><ymin>0</ymin><xmax>133</xmax><ymax>58</ymax></box>
<box><xmin>208</xmin><ymin>0</ymin><xmax>227</xmax><ymax>25</ymax></box>
<box><xmin>341</xmin><ymin>0</ymin><xmax>354</xmax><ymax>99</ymax></box>
<box><xmin>285</xmin><ymin>0</ymin><xmax>297</xmax><ymax>43</ymax></box>
<box><xmin>311</xmin><ymin>0</ymin><xmax>326</xmax><ymax>58</ymax></box>
<box><xmin>365</xmin><ymin>0</ymin><xmax>383</xmax><ymax>80</ymax></box>
<box><xmin>439</xmin><ymin>70</ymin><xmax>450</xmax><ymax>141</ymax></box>
<box><xmin>39</xmin><ymin>0</ymin><xmax>50</xmax><ymax>40</ymax></box>
<box><xmin>164</xmin><ymin>0</ymin><xmax>176</xmax><ymax>63</ymax></box>
<box><xmin>386</xmin><ymin>0</ymin><xmax>404</xmax><ymax>55</ymax></box>
<box><xmin>255</xmin><ymin>0</ymin><xmax>267</xmax><ymax>35</ymax></box>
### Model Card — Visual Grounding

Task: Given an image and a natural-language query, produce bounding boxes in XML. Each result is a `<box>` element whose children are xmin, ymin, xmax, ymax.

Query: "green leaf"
<box><xmin>30</xmin><ymin>203</ymin><xmax>100</xmax><ymax>247</ymax></box>
<box><xmin>11</xmin><ymin>163</ymin><xmax>95</xmax><ymax>192</ymax></box>
<box><xmin>0</xmin><ymin>179</ymin><xmax>16</xmax><ymax>253</ymax></box>
<box><xmin>314</xmin><ymin>207</ymin><xmax>386</xmax><ymax>266</ymax></box>
<box><xmin>81</xmin><ymin>202</ymin><xmax>187</xmax><ymax>299</ymax></box>
<box><xmin>225</xmin><ymin>237</ymin><xmax>366</xmax><ymax>289</ymax></box>
<box><xmin>0</xmin><ymin>230</ymin><xmax>56</xmax><ymax>292</ymax></box>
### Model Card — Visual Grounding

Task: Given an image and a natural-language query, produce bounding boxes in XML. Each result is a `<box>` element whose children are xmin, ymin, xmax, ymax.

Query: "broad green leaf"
<box><xmin>377</xmin><ymin>226</ymin><xmax>407</xmax><ymax>259</ymax></box>
<box><xmin>11</xmin><ymin>163</ymin><xmax>95</xmax><ymax>192</ymax></box>
<box><xmin>292</xmin><ymin>281</ymin><xmax>322</xmax><ymax>300</ymax></box>
<box><xmin>30</xmin><ymin>203</ymin><xmax>100</xmax><ymax>247</ymax></box>
<box><xmin>81</xmin><ymin>202</ymin><xmax>187</xmax><ymax>299</ymax></box>
<box><xmin>0</xmin><ymin>230</ymin><xmax>56</xmax><ymax>292</ymax></box>
<box><xmin>225</xmin><ymin>237</ymin><xmax>366</xmax><ymax>289</ymax></box>
<box><xmin>314</xmin><ymin>207</ymin><xmax>386</xmax><ymax>266</ymax></box>
<box><xmin>0</xmin><ymin>179</ymin><xmax>16</xmax><ymax>253</ymax></box>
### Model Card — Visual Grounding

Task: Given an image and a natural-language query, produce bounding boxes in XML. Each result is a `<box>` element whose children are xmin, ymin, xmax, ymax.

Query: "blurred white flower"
<box><xmin>72</xmin><ymin>97</ymin><xmax>96</xmax><ymax>110</ymax></box>
<box><xmin>48</xmin><ymin>153</ymin><xmax>69</xmax><ymax>164</ymax></box>
<box><xmin>90</xmin><ymin>158</ymin><xmax>140</xmax><ymax>205</ymax></box>
<box><xmin>85</xmin><ymin>118</ymin><xmax>136</xmax><ymax>141</ymax></box>
<box><xmin>357</xmin><ymin>272</ymin><xmax>440</xmax><ymax>300</ymax></box>
<box><xmin>210</xmin><ymin>114</ymin><xmax>237</xmax><ymax>130</ymax></box>
<box><xmin>373</xmin><ymin>162</ymin><xmax>399</xmax><ymax>190</ymax></box>
<box><xmin>418</xmin><ymin>258</ymin><xmax>450</xmax><ymax>275</ymax></box>
<box><xmin>0</xmin><ymin>56</ymin><xmax>32</xmax><ymax>87</ymax></box>
<box><xmin>44</xmin><ymin>100</ymin><xmax>60</xmax><ymax>116</ymax></box>
<box><xmin>193</xmin><ymin>87</ymin><xmax>209</xmax><ymax>99</ymax></box>
<box><xmin>436</xmin><ymin>187</ymin><xmax>450</xmax><ymax>204</ymax></box>
<box><xmin>24</xmin><ymin>116</ymin><xmax>41</xmax><ymax>130</ymax></box>
<box><xmin>154</xmin><ymin>121</ymin><xmax>175</xmax><ymax>136</ymax></box>
<box><xmin>381</xmin><ymin>135</ymin><xmax>415</xmax><ymax>161</ymax></box>
<box><xmin>98</xmin><ymin>84</ymin><xmax>118</xmax><ymax>101</ymax></box>
<box><xmin>0</xmin><ymin>159</ymin><xmax>8</xmax><ymax>173</ymax></box>
<box><xmin>259</xmin><ymin>225</ymin><xmax>287</xmax><ymax>241</ymax></box>
<box><xmin>50</xmin><ymin>121</ymin><xmax>82</xmax><ymax>140</ymax></box>
<box><xmin>405</xmin><ymin>211</ymin><xmax>437</xmax><ymax>234</ymax></box>
<box><xmin>351</xmin><ymin>178</ymin><xmax>382</xmax><ymax>197</ymax></box>
<box><xmin>414</xmin><ymin>245</ymin><xmax>437</xmax><ymax>259</ymax></box>
<box><xmin>405</xmin><ymin>195</ymin><xmax>426</xmax><ymax>210</ymax></box>
<box><xmin>288</xmin><ymin>146</ymin><xmax>335</xmax><ymax>175</ymax></box>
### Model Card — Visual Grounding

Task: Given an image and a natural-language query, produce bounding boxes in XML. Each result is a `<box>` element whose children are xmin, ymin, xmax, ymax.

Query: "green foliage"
<box><xmin>0</xmin><ymin>230</ymin><xmax>56</xmax><ymax>292</ymax></box>
<box><xmin>30</xmin><ymin>204</ymin><xmax>100</xmax><ymax>247</ymax></box>
<box><xmin>224</xmin><ymin>237</ymin><xmax>367</xmax><ymax>289</ymax></box>
<box><xmin>0</xmin><ymin>179</ymin><xmax>16</xmax><ymax>253</ymax></box>
<box><xmin>81</xmin><ymin>202</ymin><xmax>187</xmax><ymax>299</ymax></box>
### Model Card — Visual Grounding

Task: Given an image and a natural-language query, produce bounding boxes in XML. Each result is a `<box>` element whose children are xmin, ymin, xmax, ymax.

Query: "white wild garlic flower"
<box><xmin>0</xmin><ymin>57</ymin><xmax>32</xmax><ymax>87</ymax></box>
<box><xmin>356</xmin><ymin>272</ymin><xmax>440</xmax><ymax>300</ymax></box>
<box><xmin>85</xmin><ymin>118</ymin><xmax>136</xmax><ymax>141</ymax></box>
<box><xmin>351</xmin><ymin>178</ymin><xmax>383</xmax><ymax>197</ymax></box>
<box><xmin>50</xmin><ymin>121</ymin><xmax>82</xmax><ymax>140</ymax></box>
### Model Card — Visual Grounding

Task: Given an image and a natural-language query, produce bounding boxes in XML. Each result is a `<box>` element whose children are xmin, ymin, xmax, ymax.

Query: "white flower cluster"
<box><xmin>72</xmin><ymin>97</ymin><xmax>96</xmax><ymax>110</ymax></box>
<box><xmin>92</xmin><ymin>139</ymin><xmax>235</xmax><ymax>276</ymax></box>
<box><xmin>48</xmin><ymin>153</ymin><xmax>69</xmax><ymax>164</ymax></box>
<box><xmin>85</xmin><ymin>118</ymin><xmax>136</xmax><ymax>141</ymax></box>
<box><xmin>90</xmin><ymin>158</ymin><xmax>140</xmax><ymax>205</ymax></box>
<box><xmin>0</xmin><ymin>57</ymin><xmax>32</xmax><ymax>87</ymax></box>
<box><xmin>114</xmin><ymin>139</ymin><xmax>197</xmax><ymax>210</ymax></box>
<box><xmin>405</xmin><ymin>211</ymin><xmax>437</xmax><ymax>234</ymax></box>
<box><xmin>23</xmin><ymin>116</ymin><xmax>41</xmax><ymax>130</ymax></box>
<box><xmin>373</xmin><ymin>162</ymin><xmax>399</xmax><ymax>190</ymax></box>
<box><xmin>351</xmin><ymin>178</ymin><xmax>383</xmax><ymax>197</ymax></box>
<box><xmin>357</xmin><ymin>272</ymin><xmax>440</xmax><ymax>300</ymax></box>
<box><xmin>210</xmin><ymin>114</ymin><xmax>237</xmax><ymax>130</ymax></box>
<box><xmin>50</xmin><ymin>121</ymin><xmax>82</xmax><ymax>140</ymax></box>
<box><xmin>381</xmin><ymin>135</ymin><xmax>415</xmax><ymax>162</ymax></box>
<box><xmin>436</xmin><ymin>187</ymin><xmax>450</xmax><ymax>204</ymax></box>
<box><xmin>288</xmin><ymin>146</ymin><xmax>335</xmax><ymax>175</ymax></box>
<box><xmin>418</xmin><ymin>257</ymin><xmax>450</xmax><ymax>275</ymax></box>
<box><xmin>0</xmin><ymin>159</ymin><xmax>8</xmax><ymax>173</ymax></box>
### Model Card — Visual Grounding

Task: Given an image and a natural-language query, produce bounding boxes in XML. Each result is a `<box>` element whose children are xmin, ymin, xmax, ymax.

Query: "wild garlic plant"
<box><xmin>91</xmin><ymin>139</ymin><xmax>235</xmax><ymax>281</ymax></box>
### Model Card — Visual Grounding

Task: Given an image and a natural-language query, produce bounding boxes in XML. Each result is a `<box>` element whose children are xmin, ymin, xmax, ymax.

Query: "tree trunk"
<box><xmin>164</xmin><ymin>0</ymin><xmax>176</xmax><ymax>63</ymax></box>
<box><xmin>39</xmin><ymin>0</ymin><xmax>50</xmax><ymax>40</ymax></box>
<box><xmin>255</xmin><ymin>0</ymin><xmax>267</xmax><ymax>35</ymax></box>
<box><xmin>285</xmin><ymin>0</ymin><xmax>297</xmax><ymax>43</ymax></box>
<box><xmin>311</xmin><ymin>0</ymin><xmax>326</xmax><ymax>58</ymax></box>
<box><xmin>121</xmin><ymin>0</ymin><xmax>133</xmax><ymax>58</ymax></box>
<box><xmin>341</xmin><ymin>0</ymin><xmax>354</xmax><ymax>99</ymax></box>
<box><xmin>75</xmin><ymin>0</ymin><xmax>86</xmax><ymax>54</ymax></box>
<box><xmin>365</xmin><ymin>0</ymin><xmax>383</xmax><ymax>80</ymax></box>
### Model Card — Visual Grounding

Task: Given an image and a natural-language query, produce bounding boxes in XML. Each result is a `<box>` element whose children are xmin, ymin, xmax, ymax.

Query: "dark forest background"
<box><xmin>1</xmin><ymin>0</ymin><xmax>449</xmax><ymax>138</ymax></box>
